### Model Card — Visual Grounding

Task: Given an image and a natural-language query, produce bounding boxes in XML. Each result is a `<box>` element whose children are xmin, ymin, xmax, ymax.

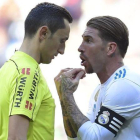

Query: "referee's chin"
<box><xmin>41</xmin><ymin>60</ymin><xmax>52</xmax><ymax>64</ymax></box>
<box><xmin>40</xmin><ymin>57</ymin><xmax>52</xmax><ymax>64</ymax></box>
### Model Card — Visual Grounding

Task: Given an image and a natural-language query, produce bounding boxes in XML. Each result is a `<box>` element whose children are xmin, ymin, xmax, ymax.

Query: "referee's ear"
<box><xmin>39</xmin><ymin>26</ymin><xmax>51</xmax><ymax>41</ymax></box>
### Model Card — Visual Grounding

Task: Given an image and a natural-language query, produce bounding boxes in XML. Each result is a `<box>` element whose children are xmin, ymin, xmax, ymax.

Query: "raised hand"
<box><xmin>54</xmin><ymin>68</ymin><xmax>85</xmax><ymax>100</ymax></box>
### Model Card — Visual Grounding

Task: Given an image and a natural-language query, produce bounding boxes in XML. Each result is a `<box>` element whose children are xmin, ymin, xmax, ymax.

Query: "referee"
<box><xmin>0</xmin><ymin>2</ymin><xmax>72</xmax><ymax>140</ymax></box>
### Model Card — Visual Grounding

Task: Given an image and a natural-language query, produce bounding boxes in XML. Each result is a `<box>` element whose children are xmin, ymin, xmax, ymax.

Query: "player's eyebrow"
<box><xmin>82</xmin><ymin>35</ymin><xmax>93</xmax><ymax>40</ymax></box>
<box><xmin>82</xmin><ymin>34</ymin><xmax>92</xmax><ymax>38</ymax></box>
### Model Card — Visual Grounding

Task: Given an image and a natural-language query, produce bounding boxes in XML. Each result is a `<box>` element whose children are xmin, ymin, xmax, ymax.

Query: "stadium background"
<box><xmin>0</xmin><ymin>0</ymin><xmax>140</xmax><ymax>139</ymax></box>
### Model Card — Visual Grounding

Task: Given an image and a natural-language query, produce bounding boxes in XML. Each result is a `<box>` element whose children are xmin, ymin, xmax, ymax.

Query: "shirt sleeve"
<box><xmin>9</xmin><ymin>67</ymin><xmax>41</xmax><ymax>121</ymax></box>
<box><xmin>77</xmin><ymin>121</ymin><xmax>114</xmax><ymax>140</ymax></box>
<box><xmin>67</xmin><ymin>122</ymin><xmax>114</xmax><ymax>140</ymax></box>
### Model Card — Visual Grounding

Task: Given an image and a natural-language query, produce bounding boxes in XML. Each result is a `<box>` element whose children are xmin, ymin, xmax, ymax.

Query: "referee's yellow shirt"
<box><xmin>0</xmin><ymin>51</ymin><xmax>55</xmax><ymax>140</ymax></box>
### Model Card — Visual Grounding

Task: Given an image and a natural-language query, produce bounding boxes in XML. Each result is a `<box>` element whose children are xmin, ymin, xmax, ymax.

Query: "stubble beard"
<box><xmin>85</xmin><ymin>65</ymin><xmax>94</xmax><ymax>74</ymax></box>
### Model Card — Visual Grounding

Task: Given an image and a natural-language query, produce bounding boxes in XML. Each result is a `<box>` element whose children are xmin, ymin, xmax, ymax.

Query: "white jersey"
<box><xmin>68</xmin><ymin>66</ymin><xmax>140</xmax><ymax>140</ymax></box>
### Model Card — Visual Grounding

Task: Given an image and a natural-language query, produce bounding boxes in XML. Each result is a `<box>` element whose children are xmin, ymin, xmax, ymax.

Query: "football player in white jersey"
<box><xmin>54</xmin><ymin>16</ymin><xmax>140</xmax><ymax>140</ymax></box>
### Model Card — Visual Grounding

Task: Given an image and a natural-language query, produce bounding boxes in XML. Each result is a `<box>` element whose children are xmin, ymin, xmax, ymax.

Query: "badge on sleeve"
<box><xmin>95</xmin><ymin>106</ymin><xmax>125</xmax><ymax>136</ymax></box>
<box><xmin>98</xmin><ymin>111</ymin><xmax>110</xmax><ymax>125</ymax></box>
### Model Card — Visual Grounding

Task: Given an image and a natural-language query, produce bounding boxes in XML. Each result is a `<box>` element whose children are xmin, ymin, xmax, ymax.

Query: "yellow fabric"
<box><xmin>0</xmin><ymin>51</ymin><xmax>55</xmax><ymax>140</ymax></box>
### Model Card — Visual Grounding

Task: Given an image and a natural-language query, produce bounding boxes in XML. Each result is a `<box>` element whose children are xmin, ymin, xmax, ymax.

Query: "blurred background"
<box><xmin>0</xmin><ymin>0</ymin><xmax>140</xmax><ymax>139</ymax></box>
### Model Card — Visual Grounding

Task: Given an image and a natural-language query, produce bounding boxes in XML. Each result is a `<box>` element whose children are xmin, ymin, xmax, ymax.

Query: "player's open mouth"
<box><xmin>80</xmin><ymin>55</ymin><xmax>86</xmax><ymax>66</ymax></box>
<box><xmin>81</xmin><ymin>60</ymin><xmax>85</xmax><ymax>65</ymax></box>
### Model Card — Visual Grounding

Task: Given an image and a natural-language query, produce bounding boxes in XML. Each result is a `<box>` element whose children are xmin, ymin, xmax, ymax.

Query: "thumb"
<box><xmin>75</xmin><ymin>71</ymin><xmax>85</xmax><ymax>82</ymax></box>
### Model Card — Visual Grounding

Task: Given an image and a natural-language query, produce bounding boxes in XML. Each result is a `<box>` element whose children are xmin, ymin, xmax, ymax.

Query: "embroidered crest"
<box><xmin>98</xmin><ymin>111</ymin><xmax>110</xmax><ymax>125</ymax></box>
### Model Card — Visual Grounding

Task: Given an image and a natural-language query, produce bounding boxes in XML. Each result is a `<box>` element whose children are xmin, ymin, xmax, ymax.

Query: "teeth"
<box><xmin>81</xmin><ymin>60</ymin><xmax>84</xmax><ymax>65</ymax></box>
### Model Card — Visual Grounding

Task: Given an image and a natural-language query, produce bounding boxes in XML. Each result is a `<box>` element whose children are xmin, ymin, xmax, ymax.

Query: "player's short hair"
<box><xmin>25</xmin><ymin>2</ymin><xmax>73</xmax><ymax>38</ymax></box>
<box><xmin>87</xmin><ymin>16</ymin><xmax>129</xmax><ymax>58</ymax></box>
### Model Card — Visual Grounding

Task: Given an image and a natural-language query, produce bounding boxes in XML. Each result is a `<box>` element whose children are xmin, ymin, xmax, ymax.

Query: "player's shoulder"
<box><xmin>96</xmin><ymin>66</ymin><xmax>140</xmax><ymax>97</ymax></box>
<box><xmin>104</xmin><ymin>67</ymin><xmax>140</xmax><ymax>102</ymax></box>
<box><xmin>108</xmin><ymin>66</ymin><xmax>140</xmax><ymax>89</ymax></box>
<box><xmin>102</xmin><ymin>67</ymin><xmax>140</xmax><ymax>120</ymax></box>
<box><xmin>114</xmin><ymin>66</ymin><xmax>140</xmax><ymax>80</ymax></box>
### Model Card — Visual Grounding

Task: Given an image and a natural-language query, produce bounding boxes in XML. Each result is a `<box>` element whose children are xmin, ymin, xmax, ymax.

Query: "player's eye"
<box><xmin>84</xmin><ymin>38</ymin><xmax>91</xmax><ymax>43</ymax></box>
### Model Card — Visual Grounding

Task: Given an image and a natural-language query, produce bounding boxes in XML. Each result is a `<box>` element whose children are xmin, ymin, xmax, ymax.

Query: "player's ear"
<box><xmin>106</xmin><ymin>42</ymin><xmax>117</xmax><ymax>56</ymax></box>
<box><xmin>39</xmin><ymin>26</ymin><xmax>51</xmax><ymax>41</ymax></box>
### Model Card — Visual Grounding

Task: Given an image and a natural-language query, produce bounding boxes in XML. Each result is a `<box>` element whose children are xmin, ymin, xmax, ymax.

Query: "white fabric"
<box><xmin>68</xmin><ymin>66</ymin><xmax>140</xmax><ymax>140</ymax></box>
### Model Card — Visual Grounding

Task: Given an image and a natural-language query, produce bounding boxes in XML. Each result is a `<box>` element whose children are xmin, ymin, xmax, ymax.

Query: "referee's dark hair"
<box><xmin>87</xmin><ymin>16</ymin><xmax>129</xmax><ymax>58</ymax></box>
<box><xmin>25</xmin><ymin>2</ymin><xmax>73</xmax><ymax>38</ymax></box>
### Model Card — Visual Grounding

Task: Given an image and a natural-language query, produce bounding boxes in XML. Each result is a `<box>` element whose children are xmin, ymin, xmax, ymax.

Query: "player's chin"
<box><xmin>85</xmin><ymin>67</ymin><xmax>94</xmax><ymax>74</ymax></box>
<box><xmin>42</xmin><ymin>59</ymin><xmax>52</xmax><ymax>64</ymax></box>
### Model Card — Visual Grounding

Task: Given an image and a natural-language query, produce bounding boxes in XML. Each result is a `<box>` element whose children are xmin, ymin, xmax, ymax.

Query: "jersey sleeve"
<box><xmin>74</xmin><ymin>121</ymin><xmax>114</xmax><ymax>140</ymax></box>
<box><xmin>9</xmin><ymin>67</ymin><xmax>41</xmax><ymax>121</ymax></box>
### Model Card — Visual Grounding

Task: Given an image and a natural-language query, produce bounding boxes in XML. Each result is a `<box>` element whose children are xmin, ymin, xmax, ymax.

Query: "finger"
<box><xmin>66</xmin><ymin>68</ymin><xmax>85</xmax><ymax>76</ymax></box>
<box><xmin>54</xmin><ymin>68</ymin><xmax>73</xmax><ymax>80</ymax></box>
<box><xmin>74</xmin><ymin>71</ymin><xmax>85</xmax><ymax>82</ymax></box>
<box><xmin>81</xmin><ymin>74</ymin><xmax>86</xmax><ymax>79</ymax></box>
<box><xmin>63</xmin><ymin>68</ymin><xmax>85</xmax><ymax>80</ymax></box>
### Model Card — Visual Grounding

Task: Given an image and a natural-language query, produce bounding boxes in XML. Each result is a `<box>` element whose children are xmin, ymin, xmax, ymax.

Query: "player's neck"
<box><xmin>97</xmin><ymin>59</ymin><xmax>124</xmax><ymax>84</ymax></box>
